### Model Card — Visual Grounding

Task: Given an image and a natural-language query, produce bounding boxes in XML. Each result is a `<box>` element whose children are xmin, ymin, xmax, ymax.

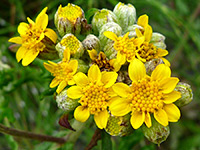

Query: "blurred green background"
<box><xmin>0</xmin><ymin>0</ymin><xmax>200</xmax><ymax>149</ymax></box>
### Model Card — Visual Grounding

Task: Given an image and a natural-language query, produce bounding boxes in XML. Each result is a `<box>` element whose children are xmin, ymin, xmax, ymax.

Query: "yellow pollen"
<box><xmin>58</xmin><ymin>4</ymin><xmax>82</xmax><ymax>23</ymax></box>
<box><xmin>79</xmin><ymin>83</ymin><xmax>109</xmax><ymax>114</ymax></box>
<box><xmin>129</xmin><ymin>77</ymin><xmax>163</xmax><ymax>113</ymax></box>
<box><xmin>60</xmin><ymin>36</ymin><xmax>80</xmax><ymax>54</ymax></box>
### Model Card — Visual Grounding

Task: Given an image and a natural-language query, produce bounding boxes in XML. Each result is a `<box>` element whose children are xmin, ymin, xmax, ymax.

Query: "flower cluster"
<box><xmin>9</xmin><ymin>2</ymin><xmax>193</xmax><ymax>145</ymax></box>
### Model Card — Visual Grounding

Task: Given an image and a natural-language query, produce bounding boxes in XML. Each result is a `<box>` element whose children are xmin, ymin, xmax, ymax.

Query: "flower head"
<box><xmin>109</xmin><ymin>59</ymin><xmax>181</xmax><ymax>129</ymax></box>
<box><xmin>67</xmin><ymin>64</ymin><xmax>118</xmax><ymax>129</ymax></box>
<box><xmin>44</xmin><ymin>50</ymin><xmax>78</xmax><ymax>94</ymax></box>
<box><xmin>9</xmin><ymin>7</ymin><xmax>57</xmax><ymax>66</ymax></box>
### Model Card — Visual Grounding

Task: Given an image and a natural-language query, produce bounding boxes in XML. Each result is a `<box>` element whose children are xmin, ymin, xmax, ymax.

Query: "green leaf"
<box><xmin>101</xmin><ymin>130</ymin><xmax>112</xmax><ymax>150</ymax></box>
<box><xmin>85</xmin><ymin>8</ymin><xmax>98</xmax><ymax>24</ymax></box>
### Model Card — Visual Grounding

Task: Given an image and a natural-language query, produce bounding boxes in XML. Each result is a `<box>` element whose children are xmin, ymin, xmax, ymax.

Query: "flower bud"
<box><xmin>151</xmin><ymin>33</ymin><xmax>166</xmax><ymax>49</ymax></box>
<box><xmin>56</xmin><ymin>89</ymin><xmax>79</xmax><ymax>112</ymax></box>
<box><xmin>56</xmin><ymin>33</ymin><xmax>84</xmax><ymax>59</ymax></box>
<box><xmin>105</xmin><ymin>113</ymin><xmax>133</xmax><ymax>136</ymax></box>
<box><xmin>142</xmin><ymin>118</ymin><xmax>170</xmax><ymax>145</ymax></box>
<box><xmin>145</xmin><ymin>58</ymin><xmax>164</xmax><ymax>75</ymax></box>
<box><xmin>125</xmin><ymin>25</ymin><xmax>143</xmax><ymax>38</ymax></box>
<box><xmin>82</xmin><ymin>34</ymin><xmax>100</xmax><ymax>52</ymax></box>
<box><xmin>92</xmin><ymin>9</ymin><xmax>118</xmax><ymax>35</ymax></box>
<box><xmin>55</xmin><ymin>3</ymin><xmax>84</xmax><ymax>37</ymax></box>
<box><xmin>76</xmin><ymin>59</ymin><xmax>89</xmax><ymax>73</ymax></box>
<box><xmin>174</xmin><ymin>82</ymin><xmax>193</xmax><ymax>107</ymax></box>
<box><xmin>103</xmin><ymin>41</ymin><xmax>117</xmax><ymax>59</ymax></box>
<box><xmin>113</xmin><ymin>2</ymin><xmax>136</xmax><ymax>31</ymax></box>
<box><xmin>99</xmin><ymin>22</ymin><xmax>122</xmax><ymax>49</ymax></box>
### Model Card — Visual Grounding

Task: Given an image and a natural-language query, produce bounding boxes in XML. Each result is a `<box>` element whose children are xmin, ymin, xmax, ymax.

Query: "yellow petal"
<box><xmin>56</xmin><ymin>81</ymin><xmax>67</xmax><ymax>94</ymax></box>
<box><xmin>88</xmin><ymin>49</ymin><xmax>97</xmax><ymax>61</ymax></box>
<box><xmin>16</xmin><ymin>46</ymin><xmax>27</xmax><ymax>62</ymax></box>
<box><xmin>67</xmin><ymin>86</ymin><xmax>83</xmax><ymax>99</ymax></box>
<box><xmin>43</xmin><ymin>62</ymin><xmax>54</xmax><ymax>72</ymax></box>
<box><xmin>135</xmin><ymin>28</ymin><xmax>143</xmax><ymax>38</ymax></box>
<box><xmin>49</xmin><ymin>78</ymin><xmax>60</xmax><ymax>88</ymax></box>
<box><xmin>27</xmin><ymin>17</ymin><xmax>35</xmax><ymax>24</ymax></box>
<box><xmin>48</xmin><ymin>60</ymin><xmax>58</xmax><ymax>67</ymax></box>
<box><xmin>74</xmin><ymin>106</ymin><xmax>90</xmax><ymax>122</ymax></box>
<box><xmin>107</xmin><ymin>88</ymin><xmax>117</xmax><ymax>98</ymax></box>
<box><xmin>133</xmin><ymin>36</ymin><xmax>145</xmax><ymax>46</ymax></box>
<box><xmin>8</xmin><ymin>37</ymin><xmax>22</xmax><ymax>44</ymax></box>
<box><xmin>94</xmin><ymin>110</ymin><xmax>109</xmax><ymax>129</ymax></box>
<box><xmin>117</xmin><ymin>52</ymin><xmax>126</xmax><ymax>65</ymax></box>
<box><xmin>135</xmin><ymin>53</ymin><xmax>146</xmax><ymax>62</ymax></box>
<box><xmin>163</xmin><ymin>91</ymin><xmax>181</xmax><ymax>104</ymax></box>
<box><xmin>69</xmin><ymin>60</ymin><xmax>78</xmax><ymax>74</ymax></box>
<box><xmin>36</xmin><ymin>13</ymin><xmax>48</xmax><ymax>30</ymax></box>
<box><xmin>154</xmin><ymin>109</ymin><xmax>168</xmax><ymax>126</ymax></box>
<box><xmin>112</xmin><ymin>82</ymin><xmax>130</xmax><ymax>97</ymax></box>
<box><xmin>128</xmin><ymin>59</ymin><xmax>146</xmax><ymax>82</ymax></box>
<box><xmin>45</xmin><ymin>28</ymin><xmax>57</xmax><ymax>43</ymax></box>
<box><xmin>137</xmin><ymin>14</ymin><xmax>149</xmax><ymax>29</ymax></box>
<box><xmin>101</xmin><ymin>71</ymin><xmax>118</xmax><ymax>88</ymax></box>
<box><xmin>109</xmin><ymin>59</ymin><xmax>121</xmax><ymax>72</ymax></box>
<box><xmin>130</xmin><ymin>111</ymin><xmax>145</xmax><ymax>129</ymax></box>
<box><xmin>151</xmin><ymin>64</ymin><xmax>171</xmax><ymax>82</ymax></box>
<box><xmin>163</xmin><ymin>104</ymin><xmax>181</xmax><ymax>122</ymax></box>
<box><xmin>18</xmin><ymin>22</ymin><xmax>29</xmax><ymax>36</ymax></box>
<box><xmin>88</xmin><ymin>64</ymin><xmax>101</xmax><ymax>83</ymax></box>
<box><xmin>62</xmin><ymin>49</ymin><xmax>70</xmax><ymax>62</ymax></box>
<box><xmin>68</xmin><ymin>79</ymin><xmax>75</xmax><ymax>85</ymax></box>
<box><xmin>157</xmin><ymin>49</ymin><xmax>168</xmax><ymax>57</ymax></box>
<box><xmin>160</xmin><ymin>77</ymin><xmax>179</xmax><ymax>94</ymax></box>
<box><xmin>144</xmin><ymin>25</ymin><xmax>152</xmax><ymax>42</ymax></box>
<box><xmin>103</xmin><ymin>31</ymin><xmax>118</xmax><ymax>41</ymax></box>
<box><xmin>145</xmin><ymin>112</ymin><xmax>152</xmax><ymax>128</ymax></box>
<box><xmin>22</xmin><ymin>49</ymin><xmax>39</xmax><ymax>66</ymax></box>
<box><xmin>73</xmin><ymin>72</ymin><xmax>89</xmax><ymax>87</ymax></box>
<box><xmin>161</xmin><ymin>58</ymin><xmax>171</xmax><ymax>67</ymax></box>
<box><xmin>109</xmin><ymin>97</ymin><xmax>131</xmax><ymax>116</ymax></box>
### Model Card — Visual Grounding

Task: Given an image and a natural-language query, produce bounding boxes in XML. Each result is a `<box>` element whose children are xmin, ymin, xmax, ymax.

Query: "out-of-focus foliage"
<box><xmin>0</xmin><ymin>0</ymin><xmax>199</xmax><ymax>149</ymax></box>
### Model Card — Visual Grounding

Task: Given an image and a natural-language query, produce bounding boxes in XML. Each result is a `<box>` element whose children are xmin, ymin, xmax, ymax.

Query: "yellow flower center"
<box><xmin>52</xmin><ymin>62</ymin><xmax>73</xmax><ymax>81</ymax></box>
<box><xmin>136</xmin><ymin>42</ymin><xmax>158</xmax><ymax>61</ymax></box>
<box><xmin>95</xmin><ymin>9</ymin><xmax>109</xmax><ymax>19</ymax></box>
<box><xmin>106</xmin><ymin>116</ymin><xmax>122</xmax><ymax>136</ymax></box>
<box><xmin>60</xmin><ymin>35</ymin><xmax>80</xmax><ymax>54</ymax></box>
<box><xmin>129</xmin><ymin>77</ymin><xmax>163</xmax><ymax>113</ymax></box>
<box><xmin>58</xmin><ymin>3</ymin><xmax>82</xmax><ymax>23</ymax></box>
<box><xmin>79</xmin><ymin>82</ymin><xmax>109</xmax><ymax>114</ymax></box>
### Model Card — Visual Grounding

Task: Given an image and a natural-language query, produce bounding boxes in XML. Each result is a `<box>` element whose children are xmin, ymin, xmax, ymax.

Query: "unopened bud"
<box><xmin>103</xmin><ymin>41</ymin><xmax>117</xmax><ymax>59</ymax></box>
<box><xmin>113</xmin><ymin>2</ymin><xmax>136</xmax><ymax>31</ymax></box>
<box><xmin>105</xmin><ymin>113</ymin><xmax>133</xmax><ymax>136</ymax></box>
<box><xmin>82</xmin><ymin>34</ymin><xmax>100</xmax><ymax>52</ymax></box>
<box><xmin>151</xmin><ymin>33</ymin><xmax>166</xmax><ymax>49</ymax></box>
<box><xmin>76</xmin><ymin>59</ymin><xmax>89</xmax><ymax>73</ymax></box>
<box><xmin>55</xmin><ymin>3</ymin><xmax>84</xmax><ymax>37</ymax></box>
<box><xmin>145</xmin><ymin>58</ymin><xmax>164</xmax><ymax>75</ymax></box>
<box><xmin>174</xmin><ymin>82</ymin><xmax>193</xmax><ymax>107</ymax></box>
<box><xmin>56</xmin><ymin>33</ymin><xmax>84</xmax><ymax>59</ymax></box>
<box><xmin>56</xmin><ymin>89</ymin><xmax>79</xmax><ymax>112</ymax></box>
<box><xmin>92</xmin><ymin>9</ymin><xmax>118</xmax><ymax>35</ymax></box>
<box><xmin>142</xmin><ymin>118</ymin><xmax>170</xmax><ymax>145</ymax></box>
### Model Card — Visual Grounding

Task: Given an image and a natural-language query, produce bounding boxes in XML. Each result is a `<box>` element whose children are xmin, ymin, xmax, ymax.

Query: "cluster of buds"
<box><xmin>9</xmin><ymin>2</ymin><xmax>193</xmax><ymax>145</ymax></box>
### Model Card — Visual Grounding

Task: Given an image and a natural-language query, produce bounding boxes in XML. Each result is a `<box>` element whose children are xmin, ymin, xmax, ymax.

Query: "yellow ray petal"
<box><xmin>137</xmin><ymin>14</ymin><xmax>149</xmax><ymax>29</ymax></box>
<box><xmin>109</xmin><ymin>59</ymin><xmax>121</xmax><ymax>72</ymax></box>
<box><xmin>154</xmin><ymin>109</ymin><xmax>168</xmax><ymax>126</ymax></box>
<box><xmin>101</xmin><ymin>71</ymin><xmax>118</xmax><ymax>88</ymax></box>
<box><xmin>161</xmin><ymin>58</ymin><xmax>171</xmax><ymax>67</ymax></box>
<box><xmin>157</xmin><ymin>49</ymin><xmax>168</xmax><ymax>57</ymax></box>
<box><xmin>49</xmin><ymin>77</ymin><xmax>60</xmax><ymax>88</ymax></box>
<box><xmin>56</xmin><ymin>81</ymin><xmax>67</xmax><ymax>94</ymax></box>
<box><xmin>151</xmin><ymin>64</ymin><xmax>171</xmax><ymax>82</ymax></box>
<box><xmin>73</xmin><ymin>72</ymin><xmax>89</xmax><ymax>87</ymax></box>
<box><xmin>27</xmin><ymin>17</ymin><xmax>35</xmax><ymax>24</ymax></box>
<box><xmin>18</xmin><ymin>22</ymin><xmax>29</xmax><ymax>36</ymax></box>
<box><xmin>22</xmin><ymin>49</ymin><xmax>40</xmax><ymax>66</ymax></box>
<box><xmin>163</xmin><ymin>104</ymin><xmax>181</xmax><ymax>122</ymax></box>
<box><xmin>48</xmin><ymin>60</ymin><xmax>58</xmax><ymax>67</ymax></box>
<box><xmin>74</xmin><ymin>106</ymin><xmax>90</xmax><ymax>122</ymax></box>
<box><xmin>67</xmin><ymin>86</ymin><xmax>83</xmax><ymax>99</ymax></box>
<box><xmin>103</xmin><ymin>31</ymin><xmax>118</xmax><ymax>41</ymax></box>
<box><xmin>94</xmin><ymin>110</ymin><xmax>109</xmax><ymax>129</ymax></box>
<box><xmin>145</xmin><ymin>112</ymin><xmax>152</xmax><ymax>128</ymax></box>
<box><xmin>117</xmin><ymin>52</ymin><xmax>126</xmax><ymax>65</ymax></box>
<box><xmin>135</xmin><ymin>28</ymin><xmax>143</xmax><ymax>38</ymax></box>
<box><xmin>128</xmin><ymin>59</ymin><xmax>146</xmax><ymax>82</ymax></box>
<box><xmin>130</xmin><ymin>111</ymin><xmax>145</xmax><ymax>129</ymax></box>
<box><xmin>8</xmin><ymin>37</ymin><xmax>22</xmax><ymax>44</ymax></box>
<box><xmin>112</xmin><ymin>82</ymin><xmax>130</xmax><ymax>97</ymax></box>
<box><xmin>88</xmin><ymin>49</ymin><xmax>97</xmax><ymax>61</ymax></box>
<box><xmin>160</xmin><ymin>77</ymin><xmax>179</xmax><ymax>94</ymax></box>
<box><xmin>144</xmin><ymin>25</ymin><xmax>152</xmax><ymax>42</ymax></box>
<box><xmin>36</xmin><ymin>13</ymin><xmax>48</xmax><ymax>31</ymax></box>
<box><xmin>68</xmin><ymin>79</ymin><xmax>75</xmax><ymax>85</ymax></box>
<box><xmin>43</xmin><ymin>62</ymin><xmax>54</xmax><ymax>72</ymax></box>
<box><xmin>88</xmin><ymin>64</ymin><xmax>101</xmax><ymax>83</ymax></box>
<box><xmin>69</xmin><ymin>60</ymin><xmax>78</xmax><ymax>74</ymax></box>
<box><xmin>163</xmin><ymin>91</ymin><xmax>181</xmax><ymax>104</ymax></box>
<box><xmin>63</xmin><ymin>49</ymin><xmax>70</xmax><ymax>62</ymax></box>
<box><xmin>45</xmin><ymin>28</ymin><xmax>57</xmax><ymax>43</ymax></box>
<box><xmin>16</xmin><ymin>46</ymin><xmax>27</xmax><ymax>62</ymax></box>
<box><xmin>133</xmin><ymin>36</ymin><xmax>145</xmax><ymax>46</ymax></box>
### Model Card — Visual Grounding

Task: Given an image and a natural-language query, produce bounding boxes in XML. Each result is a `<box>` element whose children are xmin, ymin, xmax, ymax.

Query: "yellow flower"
<box><xmin>67</xmin><ymin>64</ymin><xmax>118</xmax><ymax>129</ymax></box>
<box><xmin>88</xmin><ymin>49</ymin><xmax>121</xmax><ymax>72</ymax></box>
<box><xmin>103</xmin><ymin>31</ymin><xmax>144</xmax><ymax>65</ymax></box>
<box><xmin>44</xmin><ymin>50</ymin><xmax>78</xmax><ymax>94</ymax></box>
<box><xmin>8</xmin><ymin>7</ymin><xmax>57</xmax><ymax>66</ymax></box>
<box><xmin>135</xmin><ymin>15</ymin><xmax>170</xmax><ymax>65</ymax></box>
<box><xmin>109</xmin><ymin>59</ymin><xmax>181</xmax><ymax>129</ymax></box>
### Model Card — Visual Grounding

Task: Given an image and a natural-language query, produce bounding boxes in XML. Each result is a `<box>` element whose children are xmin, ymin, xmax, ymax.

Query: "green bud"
<box><xmin>103</xmin><ymin>41</ymin><xmax>117</xmax><ymax>59</ymax></box>
<box><xmin>56</xmin><ymin>89</ymin><xmax>79</xmax><ymax>112</ymax></box>
<box><xmin>142</xmin><ymin>118</ymin><xmax>170</xmax><ymax>145</ymax></box>
<box><xmin>92</xmin><ymin>9</ymin><xmax>118</xmax><ymax>35</ymax></box>
<box><xmin>174</xmin><ymin>82</ymin><xmax>193</xmax><ymax>107</ymax></box>
<box><xmin>125</xmin><ymin>24</ymin><xmax>143</xmax><ymax>38</ymax></box>
<box><xmin>54</xmin><ymin>3</ymin><xmax>84</xmax><ymax>37</ymax></box>
<box><xmin>145</xmin><ymin>58</ymin><xmax>164</xmax><ymax>75</ymax></box>
<box><xmin>76</xmin><ymin>59</ymin><xmax>89</xmax><ymax>73</ymax></box>
<box><xmin>105</xmin><ymin>113</ymin><xmax>133</xmax><ymax>136</ymax></box>
<box><xmin>82</xmin><ymin>34</ymin><xmax>100</xmax><ymax>52</ymax></box>
<box><xmin>151</xmin><ymin>33</ymin><xmax>166</xmax><ymax>49</ymax></box>
<box><xmin>113</xmin><ymin>2</ymin><xmax>136</xmax><ymax>31</ymax></box>
<box><xmin>99</xmin><ymin>22</ymin><xmax>122</xmax><ymax>49</ymax></box>
<box><xmin>56</xmin><ymin>33</ymin><xmax>84</xmax><ymax>59</ymax></box>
